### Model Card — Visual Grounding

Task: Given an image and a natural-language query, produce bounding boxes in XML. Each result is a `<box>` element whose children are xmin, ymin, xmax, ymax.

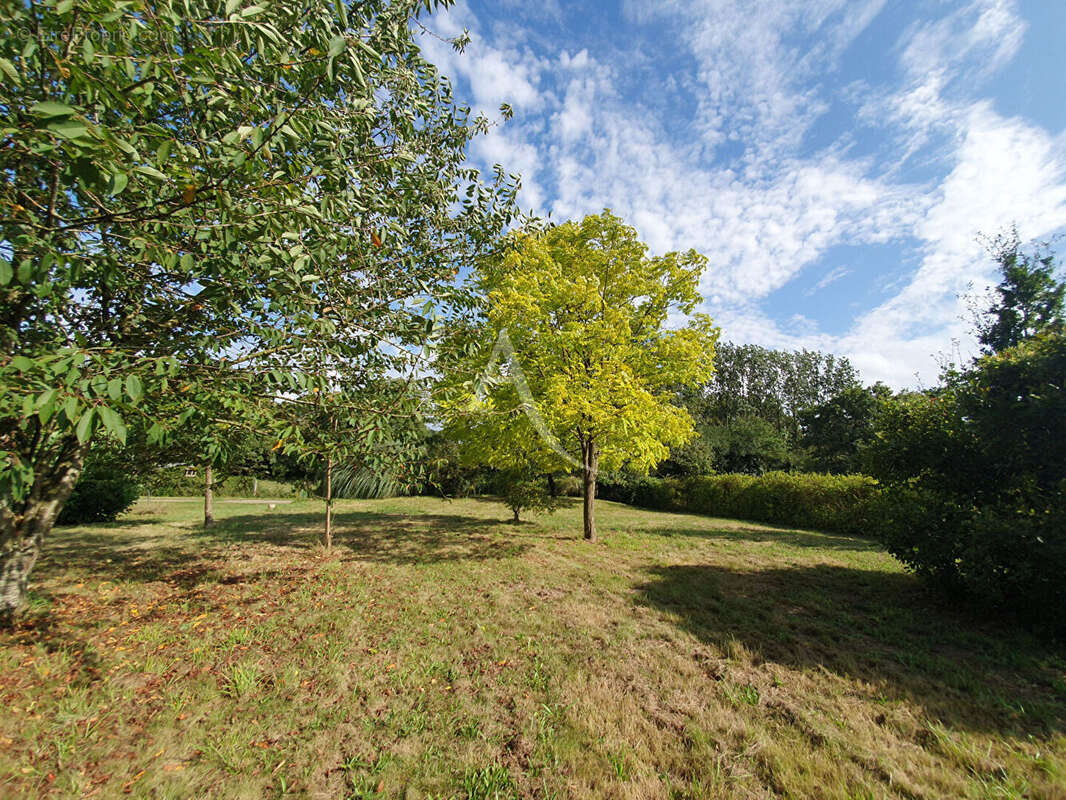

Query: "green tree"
<box><xmin>976</xmin><ymin>229</ymin><xmax>1064</xmax><ymax>354</ymax></box>
<box><xmin>798</xmin><ymin>383</ymin><xmax>891</xmax><ymax>474</ymax></box>
<box><xmin>703</xmin><ymin>414</ymin><xmax>791</xmax><ymax>474</ymax></box>
<box><xmin>440</xmin><ymin>211</ymin><xmax>719</xmax><ymax>541</ymax></box>
<box><xmin>0</xmin><ymin>0</ymin><xmax>519</xmax><ymax>619</ymax></box>
<box><xmin>672</xmin><ymin>342</ymin><xmax>860</xmax><ymax>471</ymax></box>
<box><xmin>496</xmin><ymin>467</ymin><xmax>557</xmax><ymax>523</ymax></box>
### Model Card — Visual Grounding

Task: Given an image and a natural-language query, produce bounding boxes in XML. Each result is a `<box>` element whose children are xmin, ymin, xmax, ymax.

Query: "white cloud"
<box><xmin>416</xmin><ymin>0</ymin><xmax>1065</xmax><ymax>388</ymax></box>
<box><xmin>900</xmin><ymin>0</ymin><xmax>1027</xmax><ymax>86</ymax></box>
<box><xmin>807</xmin><ymin>265</ymin><xmax>851</xmax><ymax>295</ymax></box>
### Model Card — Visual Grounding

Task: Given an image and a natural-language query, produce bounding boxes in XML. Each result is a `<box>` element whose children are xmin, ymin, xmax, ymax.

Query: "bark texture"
<box><xmin>0</xmin><ymin>444</ymin><xmax>86</xmax><ymax>622</ymax></box>
<box><xmin>203</xmin><ymin>464</ymin><xmax>214</xmax><ymax>529</ymax></box>
<box><xmin>582</xmin><ymin>439</ymin><xmax>598</xmax><ymax>541</ymax></box>
<box><xmin>324</xmin><ymin>455</ymin><xmax>333</xmax><ymax>549</ymax></box>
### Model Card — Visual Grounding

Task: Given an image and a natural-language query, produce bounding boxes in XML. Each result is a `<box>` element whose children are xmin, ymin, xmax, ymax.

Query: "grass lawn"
<box><xmin>2</xmin><ymin>496</ymin><xmax>1065</xmax><ymax>799</ymax></box>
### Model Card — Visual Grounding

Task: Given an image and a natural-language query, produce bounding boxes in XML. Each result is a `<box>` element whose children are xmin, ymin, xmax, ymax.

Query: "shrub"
<box><xmin>495</xmin><ymin>469</ymin><xmax>558</xmax><ymax>522</ymax></box>
<box><xmin>551</xmin><ymin>474</ymin><xmax>583</xmax><ymax>497</ymax></box>
<box><xmin>867</xmin><ymin>334</ymin><xmax>1066</xmax><ymax>632</ymax></box>
<box><xmin>57</xmin><ymin>458</ymin><xmax>139</xmax><ymax>525</ymax></box>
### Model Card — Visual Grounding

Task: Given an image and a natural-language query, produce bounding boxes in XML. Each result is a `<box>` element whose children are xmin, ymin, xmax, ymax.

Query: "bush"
<box><xmin>601</xmin><ymin>471</ymin><xmax>878</xmax><ymax>536</ymax></box>
<box><xmin>494</xmin><ymin>469</ymin><xmax>558</xmax><ymax>522</ymax></box>
<box><xmin>551</xmin><ymin>474</ymin><xmax>583</xmax><ymax>497</ymax></box>
<box><xmin>866</xmin><ymin>334</ymin><xmax>1066</xmax><ymax>632</ymax></box>
<box><xmin>58</xmin><ymin>459</ymin><xmax>140</xmax><ymax>525</ymax></box>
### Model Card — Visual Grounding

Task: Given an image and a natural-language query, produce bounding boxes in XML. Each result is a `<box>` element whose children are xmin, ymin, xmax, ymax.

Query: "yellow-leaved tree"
<box><xmin>440</xmin><ymin>211</ymin><xmax>720</xmax><ymax>540</ymax></box>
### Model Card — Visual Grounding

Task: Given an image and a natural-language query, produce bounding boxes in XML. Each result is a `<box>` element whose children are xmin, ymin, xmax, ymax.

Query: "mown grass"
<box><xmin>1</xmin><ymin>496</ymin><xmax>1064</xmax><ymax>798</ymax></box>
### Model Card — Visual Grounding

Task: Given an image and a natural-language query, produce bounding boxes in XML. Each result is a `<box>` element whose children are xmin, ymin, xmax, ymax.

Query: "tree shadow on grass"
<box><xmin>36</xmin><ymin>508</ymin><xmax>530</xmax><ymax>592</ymax></box>
<box><xmin>635</xmin><ymin>563</ymin><xmax>1066</xmax><ymax>736</ymax></box>
<box><xmin>645</xmin><ymin>524</ymin><xmax>880</xmax><ymax>552</ymax></box>
<box><xmin>197</xmin><ymin>509</ymin><xmax>533</xmax><ymax>565</ymax></box>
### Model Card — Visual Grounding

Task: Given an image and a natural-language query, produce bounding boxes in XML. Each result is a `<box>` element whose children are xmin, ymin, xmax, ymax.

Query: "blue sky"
<box><xmin>419</xmin><ymin>0</ymin><xmax>1066</xmax><ymax>387</ymax></box>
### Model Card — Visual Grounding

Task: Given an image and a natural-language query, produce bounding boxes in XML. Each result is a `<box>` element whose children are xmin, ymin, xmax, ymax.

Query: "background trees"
<box><xmin>0</xmin><ymin>0</ymin><xmax>519</xmax><ymax>618</ymax></box>
<box><xmin>440</xmin><ymin>212</ymin><xmax>719</xmax><ymax>541</ymax></box>
<box><xmin>667</xmin><ymin>343</ymin><xmax>862</xmax><ymax>475</ymax></box>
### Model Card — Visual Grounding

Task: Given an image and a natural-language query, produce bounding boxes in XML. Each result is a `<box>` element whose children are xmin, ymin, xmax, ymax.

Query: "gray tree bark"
<box><xmin>582</xmin><ymin>439</ymin><xmax>598</xmax><ymax>541</ymax></box>
<box><xmin>204</xmin><ymin>464</ymin><xmax>214</xmax><ymax>529</ymax></box>
<box><xmin>0</xmin><ymin>443</ymin><xmax>86</xmax><ymax>623</ymax></box>
<box><xmin>324</xmin><ymin>454</ymin><xmax>333</xmax><ymax>549</ymax></box>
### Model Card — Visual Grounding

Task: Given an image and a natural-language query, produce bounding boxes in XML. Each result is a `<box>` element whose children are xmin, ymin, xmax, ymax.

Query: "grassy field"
<box><xmin>2</xmin><ymin>496</ymin><xmax>1064</xmax><ymax>799</ymax></box>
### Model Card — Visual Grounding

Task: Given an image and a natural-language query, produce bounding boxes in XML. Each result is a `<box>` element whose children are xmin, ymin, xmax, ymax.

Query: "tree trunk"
<box><xmin>547</xmin><ymin>473</ymin><xmax>557</xmax><ymax>498</ymax></box>
<box><xmin>512</xmin><ymin>507</ymin><xmax>520</xmax><ymax>523</ymax></box>
<box><xmin>0</xmin><ymin>445</ymin><xmax>86</xmax><ymax>623</ymax></box>
<box><xmin>324</xmin><ymin>454</ymin><xmax>333</xmax><ymax>549</ymax></box>
<box><xmin>252</xmin><ymin>476</ymin><xmax>258</xmax><ymax>497</ymax></box>
<box><xmin>204</xmin><ymin>464</ymin><xmax>214</xmax><ymax>529</ymax></box>
<box><xmin>582</xmin><ymin>440</ymin><xmax>598</xmax><ymax>541</ymax></box>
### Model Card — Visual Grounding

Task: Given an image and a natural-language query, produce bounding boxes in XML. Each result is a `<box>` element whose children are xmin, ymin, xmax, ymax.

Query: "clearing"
<box><xmin>1</xmin><ymin>496</ymin><xmax>1064</xmax><ymax>798</ymax></box>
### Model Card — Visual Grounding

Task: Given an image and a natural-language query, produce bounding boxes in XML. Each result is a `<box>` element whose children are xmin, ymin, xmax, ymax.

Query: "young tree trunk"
<box><xmin>204</xmin><ymin>464</ymin><xmax>214</xmax><ymax>529</ymax></box>
<box><xmin>582</xmin><ymin>439</ymin><xmax>598</xmax><ymax>541</ymax></box>
<box><xmin>512</xmin><ymin>507</ymin><xmax>521</xmax><ymax>523</ymax></box>
<box><xmin>252</xmin><ymin>476</ymin><xmax>258</xmax><ymax>497</ymax></box>
<box><xmin>546</xmin><ymin>473</ymin><xmax>557</xmax><ymax>498</ymax></box>
<box><xmin>324</xmin><ymin>454</ymin><xmax>333</xmax><ymax>549</ymax></box>
<box><xmin>0</xmin><ymin>445</ymin><xmax>86</xmax><ymax>623</ymax></box>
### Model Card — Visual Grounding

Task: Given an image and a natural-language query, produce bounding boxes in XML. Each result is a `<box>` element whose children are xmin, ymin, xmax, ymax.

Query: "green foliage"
<box><xmin>418</xmin><ymin>432</ymin><xmax>494</xmax><ymax>498</ymax></box>
<box><xmin>329</xmin><ymin>464</ymin><xmax>406</xmax><ymax>500</ymax></box>
<box><xmin>56</xmin><ymin>446</ymin><xmax>140</xmax><ymax>525</ymax></box>
<box><xmin>702</xmin><ymin>415</ymin><xmax>792</xmax><ymax>474</ymax></box>
<box><xmin>677</xmin><ymin>472</ymin><xmax>878</xmax><ymax>535</ymax></box>
<box><xmin>868</xmin><ymin>334</ymin><xmax>1066</xmax><ymax>631</ymax></box>
<box><xmin>495</xmin><ymin>468</ymin><xmax>558</xmax><ymax>522</ymax></box>
<box><xmin>444</xmin><ymin>211</ymin><xmax>718</xmax><ymax>472</ymax></box>
<box><xmin>1</xmin><ymin>0</ymin><xmax>519</xmax><ymax>610</ymax></box>
<box><xmin>439</xmin><ymin>211</ymin><xmax>719</xmax><ymax>537</ymax></box>
<box><xmin>798</xmin><ymin>383</ymin><xmax>892</xmax><ymax>474</ymax></box>
<box><xmin>145</xmin><ymin>468</ymin><xmax>294</xmax><ymax>498</ymax></box>
<box><xmin>670</xmin><ymin>342</ymin><xmax>861</xmax><ymax>475</ymax></box>
<box><xmin>604</xmin><ymin>472</ymin><xmax>878</xmax><ymax>536</ymax></box>
<box><xmin>976</xmin><ymin>229</ymin><xmax>1064</xmax><ymax>354</ymax></box>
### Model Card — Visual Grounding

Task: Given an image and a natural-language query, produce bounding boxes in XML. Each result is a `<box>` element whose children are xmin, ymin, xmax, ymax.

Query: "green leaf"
<box><xmin>107</xmin><ymin>377</ymin><xmax>122</xmax><ymax>401</ymax></box>
<box><xmin>328</xmin><ymin>35</ymin><xmax>346</xmax><ymax>58</ymax></box>
<box><xmin>108</xmin><ymin>172</ymin><xmax>129</xmax><ymax>196</ymax></box>
<box><xmin>11</xmin><ymin>355</ymin><xmax>33</xmax><ymax>371</ymax></box>
<box><xmin>225</xmin><ymin>0</ymin><xmax>241</xmax><ymax>14</ymax></box>
<box><xmin>34</xmin><ymin>388</ymin><xmax>58</xmax><ymax>410</ymax></box>
<box><xmin>125</xmin><ymin>374</ymin><xmax>144</xmax><ymax>402</ymax></box>
<box><xmin>0</xmin><ymin>260</ymin><xmax>11</xmax><ymax>286</ymax></box>
<box><xmin>134</xmin><ymin>165</ymin><xmax>168</xmax><ymax>182</ymax></box>
<box><xmin>31</xmin><ymin>101</ymin><xmax>76</xmax><ymax>117</ymax></box>
<box><xmin>47</xmin><ymin>119</ymin><xmax>89</xmax><ymax>139</ymax></box>
<box><xmin>97</xmin><ymin>406</ymin><xmax>127</xmax><ymax>444</ymax></box>
<box><xmin>75</xmin><ymin>408</ymin><xmax>95</xmax><ymax>444</ymax></box>
<box><xmin>0</xmin><ymin>57</ymin><xmax>19</xmax><ymax>85</ymax></box>
<box><xmin>56</xmin><ymin>0</ymin><xmax>74</xmax><ymax>13</ymax></box>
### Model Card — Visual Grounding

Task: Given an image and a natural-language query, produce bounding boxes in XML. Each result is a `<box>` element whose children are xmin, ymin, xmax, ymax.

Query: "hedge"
<box><xmin>600</xmin><ymin>471</ymin><xmax>878</xmax><ymax>536</ymax></box>
<box><xmin>145</xmin><ymin>468</ymin><xmax>296</xmax><ymax>498</ymax></box>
